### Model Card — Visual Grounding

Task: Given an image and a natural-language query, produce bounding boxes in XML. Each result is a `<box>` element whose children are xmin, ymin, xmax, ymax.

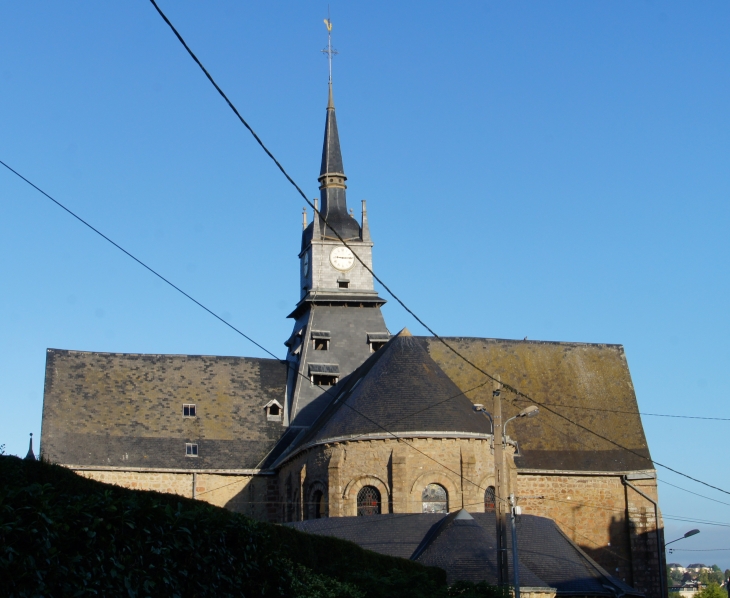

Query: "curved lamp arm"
<box><xmin>472</xmin><ymin>404</ymin><xmax>493</xmax><ymax>435</ymax></box>
<box><xmin>503</xmin><ymin>405</ymin><xmax>539</xmax><ymax>437</ymax></box>
<box><xmin>665</xmin><ymin>529</ymin><xmax>700</xmax><ymax>547</ymax></box>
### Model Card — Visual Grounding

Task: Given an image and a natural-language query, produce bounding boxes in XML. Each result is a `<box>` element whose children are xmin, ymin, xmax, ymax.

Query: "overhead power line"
<box><xmin>659</xmin><ymin>479</ymin><xmax>730</xmax><ymax>508</ymax></box>
<box><xmin>149</xmin><ymin>1</ymin><xmax>730</xmax><ymax>500</ymax></box>
<box><xmin>0</xmin><ymin>160</ymin><xmax>276</xmax><ymax>359</ymax></box>
<box><xmin>7</xmin><ymin>159</ymin><xmax>726</xmax><ymax>535</ymax></box>
<box><xmin>4</xmin><ymin>1</ymin><xmax>721</xmax><ymax>521</ymax></box>
<box><xmin>0</xmin><ymin>156</ymin><xmax>505</xmax><ymax>505</ymax></box>
<box><xmin>669</xmin><ymin>548</ymin><xmax>730</xmax><ymax>552</ymax></box>
<box><xmin>531</xmin><ymin>402</ymin><xmax>730</xmax><ymax>422</ymax></box>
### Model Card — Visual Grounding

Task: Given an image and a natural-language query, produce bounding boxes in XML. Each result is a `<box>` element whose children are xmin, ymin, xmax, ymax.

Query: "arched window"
<box><xmin>484</xmin><ymin>486</ymin><xmax>496</xmax><ymax>512</ymax></box>
<box><xmin>422</xmin><ymin>483</ymin><xmax>448</xmax><ymax>513</ymax></box>
<box><xmin>357</xmin><ymin>486</ymin><xmax>381</xmax><ymax>516</ymax></box>
<box><xmin>312</xmin><ymin>490</ymin><xmax>324</xmax><ymax>519</ymax></box>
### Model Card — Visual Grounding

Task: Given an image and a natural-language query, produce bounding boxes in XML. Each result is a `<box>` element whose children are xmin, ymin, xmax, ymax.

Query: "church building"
<box><xmin>41</xmin><ymin>78</ymin><xmax>664</xmax><ymax>598</ymax></box>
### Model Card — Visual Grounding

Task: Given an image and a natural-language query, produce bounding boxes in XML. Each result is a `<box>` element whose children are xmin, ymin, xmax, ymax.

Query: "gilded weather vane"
<box><xmin>322</xmin><ymin>10</ymin><xmax>338</xmax><ymax>83</ymax></box>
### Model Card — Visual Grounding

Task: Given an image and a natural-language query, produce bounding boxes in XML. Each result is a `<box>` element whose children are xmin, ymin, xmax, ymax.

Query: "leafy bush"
<box><xmin>697</xmin><ymin>583</ymin><xmax>728</xmax><ymax>598</ymax></box>
<box><xmin>0</xmin><ymin>455</ymin><xmax>447</xmax><ymax>597</ymax></box>
<box><xmin>0</xmin><ymin>456</ymin><xmax>506</xmax><ymax>597</ymax></box>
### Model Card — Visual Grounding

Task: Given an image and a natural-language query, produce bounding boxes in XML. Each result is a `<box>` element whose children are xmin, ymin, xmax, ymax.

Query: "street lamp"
<box><xmin>472</xmin><ymin>404</ymin><xmax>494</xmax><ymax>435</ymax></box>
<box><xmin>503</xmin><ymin>405</ymin><xmax>539</xmax><ymax>437</ymax></box>
<box><xmin>666</xmin><ymin>529</ymin><xmax>700</xmax><ymax>550</ymax></box>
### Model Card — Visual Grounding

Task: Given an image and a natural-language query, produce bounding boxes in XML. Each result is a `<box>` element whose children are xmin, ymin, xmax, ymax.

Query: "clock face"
<box><xmin>330</xmin><ymin>246</ymin><xmax>355</xmax><ymax>271</ymax></box>
<box><xmin>302</xmin><ymin>253</ymin><xmax>309</xmax><ymax>276</ymax></box>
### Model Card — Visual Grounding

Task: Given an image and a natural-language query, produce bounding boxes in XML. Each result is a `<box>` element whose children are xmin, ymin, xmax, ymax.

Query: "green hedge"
<box><xmin>0</xmin><ymin>456</ymin><xmax>504</xmax><ymax>597</ymax></box>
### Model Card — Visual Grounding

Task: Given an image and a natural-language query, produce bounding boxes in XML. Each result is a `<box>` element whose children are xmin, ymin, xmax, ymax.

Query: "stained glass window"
<box><xmin>484</xmin><ymin>486</ymin><xmax>496</xmax><ymax>512</ymax></box>
<box><xmin>422</xmin><ymin>483</ymin><xmax>448</xmax><ymax>513</ymax></box>
<box><xmin>357</xmin><ymin>486</ymin><xmax>381</xmax><ymax>516</ymax></box>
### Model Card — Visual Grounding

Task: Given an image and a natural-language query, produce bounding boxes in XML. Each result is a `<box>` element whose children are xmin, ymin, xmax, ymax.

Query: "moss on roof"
<box><xmin>422</xmin><ymin>338</ymin><xmax>651</xmax><ymax>472</ymax></box>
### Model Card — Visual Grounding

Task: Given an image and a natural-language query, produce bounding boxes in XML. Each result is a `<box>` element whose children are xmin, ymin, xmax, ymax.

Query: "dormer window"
<box><xmin>314</xmin><ymin>338</ymin><xmax>329</xmax><ymax>350</ymax></box>
<box><xmin>263</xmin><ymin>400</ymin><xmax>284</xmax><ymax>422</ymax></box>
<box><xmin>312</xmin><ymin>374</ymin><xmax>338</xmax><ymax>386</ymax></box>
<box><xmin>309</xmin><ymin>364</ymin><xmax>339</xmax><ymax>387</ymax></box>
<box><xmin>311</xmin><ymin>331</ymin><xmax>331</xmax><ymax>351</ymax></box>
<box><xmin>367</xmin><ymin>332</ymin><xmax>390</xmax><ymax>353</ymax></box>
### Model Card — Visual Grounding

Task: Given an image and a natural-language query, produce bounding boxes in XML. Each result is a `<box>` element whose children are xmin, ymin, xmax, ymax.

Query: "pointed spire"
<box><xmin>317</xmin><ymin>83</ymin><xmax>360</xmax><ymax>239</ymax></box>
<box><xmin>319</xmin><ymin>83</ymin><xmax>345</xmax><ymax>179</ymax></box>
<box><xmin>24</xmin><ymin>433</ymin><xmax>36</xmax><ymax>461</ymax></box>
<box><xmin>316</xmin><ymin>19</ymin><xmax>360</xmax><ymax>240</ymax></box>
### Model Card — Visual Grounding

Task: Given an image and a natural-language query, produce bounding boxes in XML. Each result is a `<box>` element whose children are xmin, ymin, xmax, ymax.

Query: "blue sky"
<box><xmin>1</xmin><ymin>2</ymin><xmax>729</xmax><ymax>567</ymax></box>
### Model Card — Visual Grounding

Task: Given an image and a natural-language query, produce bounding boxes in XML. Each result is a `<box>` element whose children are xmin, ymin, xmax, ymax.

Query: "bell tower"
<box><xmin>283</xmin><ymin>80</ymin><xmax>389</xmax><ymax>427</ymax></box>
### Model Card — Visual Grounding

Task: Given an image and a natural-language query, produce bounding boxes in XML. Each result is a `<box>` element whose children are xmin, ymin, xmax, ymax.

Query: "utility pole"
<box><xmin>509</xmin><ymin>493</ymin><xmax>521</xmax><ymax>598</ymax></box>
<box><xmin>493</xmin><ymin>383</ymin><xmax>510</xmax><ymax>587</ymax></box>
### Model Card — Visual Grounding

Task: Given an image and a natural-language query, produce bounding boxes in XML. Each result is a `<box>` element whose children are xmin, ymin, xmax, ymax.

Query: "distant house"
<box><xmin>669</xmin><ymin>580</ymin><xmax>705</xmax><ymax>598</ymax></box>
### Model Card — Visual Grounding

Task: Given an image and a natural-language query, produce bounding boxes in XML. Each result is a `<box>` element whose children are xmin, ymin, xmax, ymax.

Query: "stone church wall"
<box><xmin>73</xmin><ymin>468</ymin><xmax>271</xmax><ymax>521</ymax></box>
<box><xmin>274</xmin><ymin>437</ymin><xmax>500</xmax><ymax>522</ymax></box>
<box><xmin>517</xmin><ymin>472</ymin><xmax>663</xmax><ymax>598</ymax></box>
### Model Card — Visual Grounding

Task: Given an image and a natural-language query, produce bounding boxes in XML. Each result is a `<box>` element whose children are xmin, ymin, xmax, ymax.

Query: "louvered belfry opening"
<box><xmin>356</xmin><ymin>486</ymin><xmax>381</xmax><ymax>516</ymax></box>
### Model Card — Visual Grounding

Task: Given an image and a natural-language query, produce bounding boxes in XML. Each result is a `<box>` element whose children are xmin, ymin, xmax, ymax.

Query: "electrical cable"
<box><xmin>1</xmin><ymin>4</ymin><xmax>719</xmax><ymax>537</ymax></box>
<box><xmin>146</xmin><ymin>1</ymin><xmax>730</xmax><ymax>501</ymax></box>
<box><xmin>6</xmin><ymin>148</ymin><xmax>727</xmax><ymax>515</ymax></box>
<box><xmin>8</xmin><ymin>141</ymin><xmax>730</xmax><ymax>537</ymax></box>
<box><xmin>0</xmin><ymin>155</ymin><xmax>506</xmax><ymax>509</ymax></box>
<box><xmin>667</xmin><ymin>548</ymin><xmax>730</xmax><ymax>552</ymax></box>
<box><xmin>516</xmin><ymin>401</ymin><xmax>730</xmax><ymax>422</ymax></box>
<box><xmin>658</xmin><ymin>479</ymin><xmax>730</xmax><ymax>508</ymax></box>
<box><xmin>0</xmin><ymin>159</ymin><xmax>277</xmax><ymax>361</ymax></box>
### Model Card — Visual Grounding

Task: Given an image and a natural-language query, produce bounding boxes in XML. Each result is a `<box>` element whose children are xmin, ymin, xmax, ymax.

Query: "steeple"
<box><xmin>317</xmin><ymin>83</ymin><xmax>360</xmax><ymax>239</ymax></box>
<box><xmin>283</xmin><ymin>18</ymin><xmax>389</xmax><ymax>428</ymax></box>
<box><xmin>24</xmin><ymin>432</ymin><xmax>36</xmax><ymax>461</ymax></box>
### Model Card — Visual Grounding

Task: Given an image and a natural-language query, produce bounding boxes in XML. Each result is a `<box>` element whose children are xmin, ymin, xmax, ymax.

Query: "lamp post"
<box><xmin>665</xmin><ymin>530</ymin><xmax>700</xmax><ymax>597</ymax></box>
<box><xmin>475</xmin><ymin>395</ymin><xmax>539</xmax><ymax>597</ymax></box>
<box><xmin>504</xmin><ymin>406</ymin><xmax>539</xmax><ymax>598</ymax></box>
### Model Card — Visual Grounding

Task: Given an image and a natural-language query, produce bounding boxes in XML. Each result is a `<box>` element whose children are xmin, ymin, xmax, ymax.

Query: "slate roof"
<box><xmin>421</xmin><ymin>337</ymin><xmax>652</xmax><ymax>472</ymax></box>
<box><xmin>41</xmin><ymin>334</ymin><xmax>652</xmax><ymax>477</ymax></box>
<box><xmin>289</xmin><ymin>329</ymin><xmax>491</xmax><ymax>453</ymax></box>
<box><xmin>289</xmin><ymin>512</ymin><xmax>642</xmax><ymax>596</ymax></box>
<box><xmin>412</xmin><ymin>509</ymin><xmax>547</xmax><ymax>587</ymax></box>
<box><xmin>320</xmin><ymin>83</ymin><xmax>344</xmax><ymax>176</ymax></box>
<box><xmin>41</xmin><ymin>349</ymin><xmax>288</xmax><ymax>470</ymax></box>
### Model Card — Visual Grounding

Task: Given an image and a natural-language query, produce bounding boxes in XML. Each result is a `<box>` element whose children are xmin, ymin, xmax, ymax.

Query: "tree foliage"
<box><xmin>697</xmin><ymin>582</ymin><xmax>728</xmax><ymax>598</ymax></box>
